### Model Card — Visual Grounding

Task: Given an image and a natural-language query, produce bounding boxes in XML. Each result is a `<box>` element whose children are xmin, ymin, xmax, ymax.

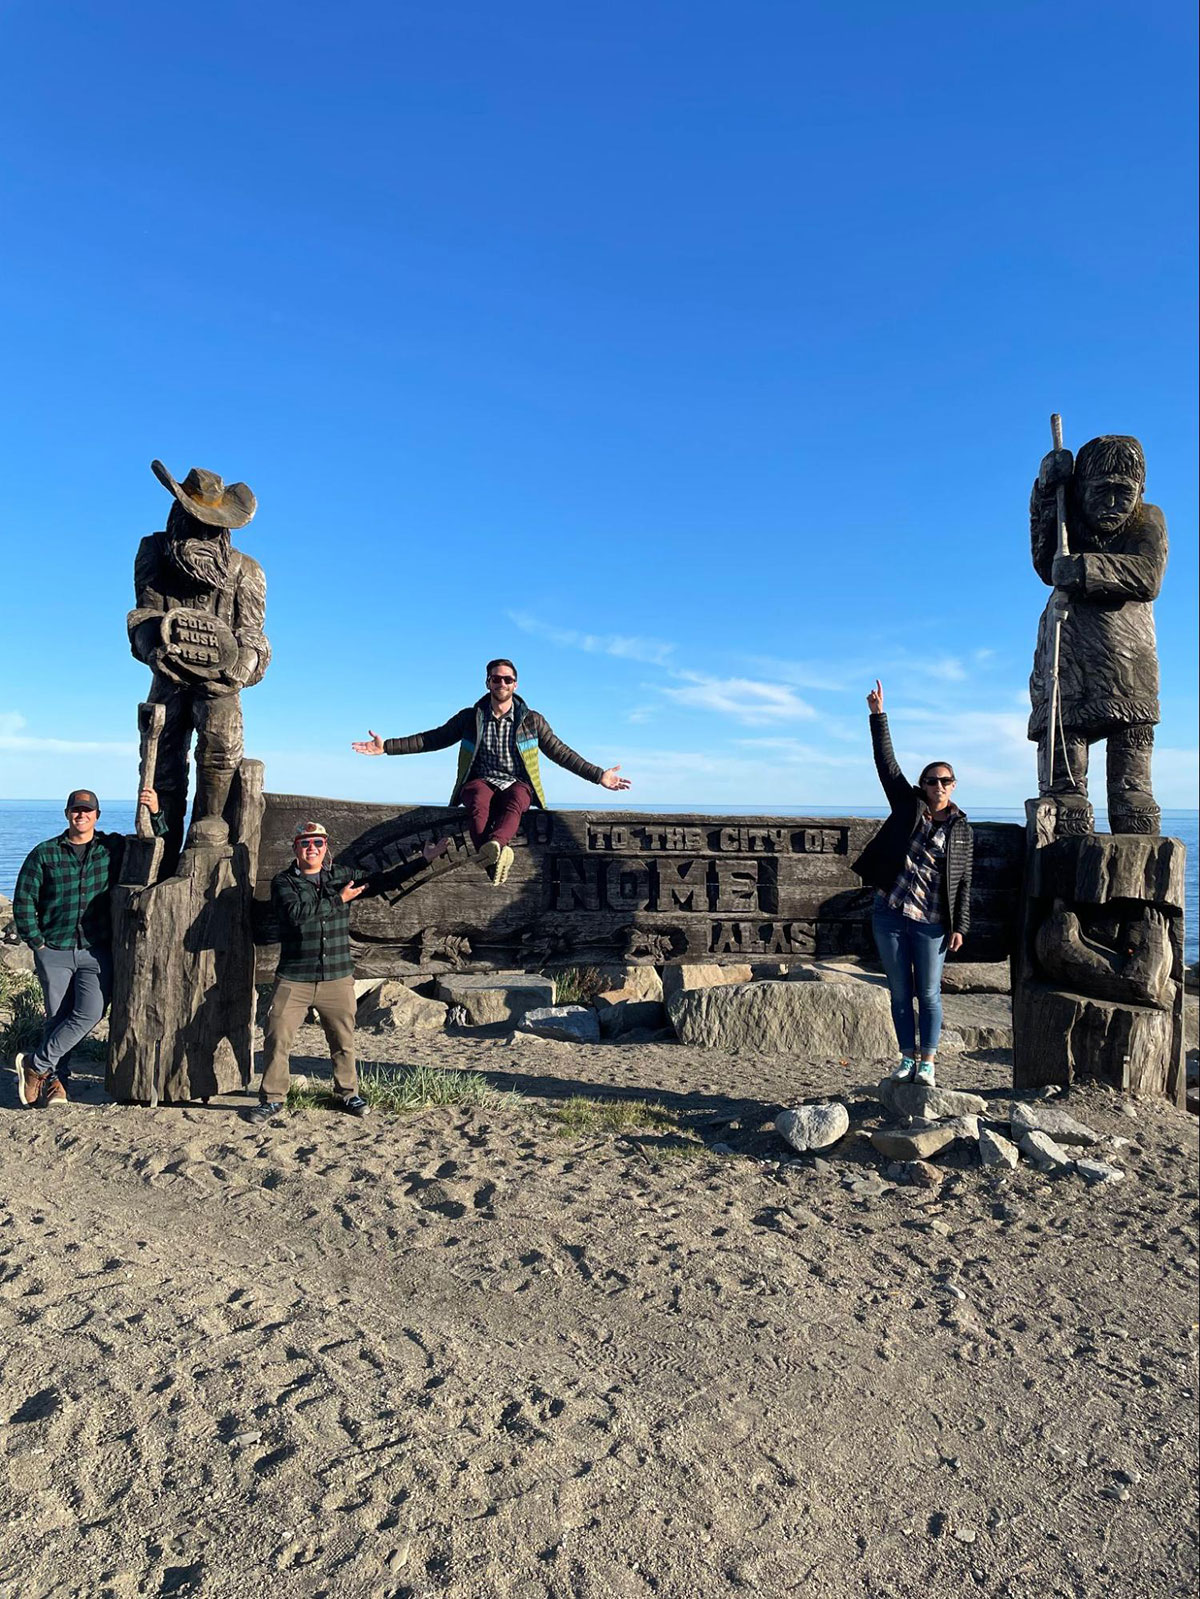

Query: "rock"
<box><xmin>365</xmin><ymin>982</ymin><xmax>448</xmax><ymax>1034</ymax></box>
<box><xmin>940</xmin><ymin>992</ymin><xmax>1013</xmax><ymax>1049</ymax></box>
<box><xmin>595</xmin><ymin>967</ymin><xmax>666</xmax><ymax>1036</ymax></box>
<box><xmin>519</xmin><ymin>1005</ymin><xmax>600</xmax><ymax>1044</ymax></box>
<box><xmin>435</xmin><ymin>972</ymin><xmax>555</xmax><ymax>1026</ymax></box>
<box><xmin>870</xmin><ymin>1123</ymin><xmax>957</xmax><ymax>1161</ymax></box>
<box><xmin>877</xmin><ymin>1080</ymin><xmax>988</xmax><ymax>1121</ymax></box>
<box><xmin>661</xmin><ymin>962</ymin><xmax>752</xmax><ymax>1006</ymax></box>
<box><xmin>786</xmin><ymin>960</ymin><xmax>886</xmax><ymax>987</ymax></box>
<box><xmin>598</xmin><ymin>965</ymin><xmax>664</xmax><ymax>1003</ymax></box>
<box><xmin>943</xmin><ymin>1115</ymin><xmax>980</xmax><ymax>1141</ymax></box>
<box><xmin>594</xmin><ymin>992</ymin><xmax>666</xmax><ymax>1037</ymax></box>
<box><xmin>775</xmin><ymin>1102</ymin><xmax>850</xmax><ymax>1153</ymax></box>
<box><xmin>0</xmin><ymin>941</ymin><xmax>35</xmax><ymax>975</ymax></box>
<box><xmin>978</xmin><ymin>1127</ymin><xmax>1020</xmax><ymax>1169</ymax></box>
<box><xmin>1073</xmin><ymin>1158</ymin><xmax>1126</xmax><ymax>1186</ymax></box>
<box><xmin>670</xmin><ymin>979</ymin><xmax>897</xmax><ymax>1057</ymax></box>
<box><xmin>1185</xmin><ymin>962</ymin><xmax>1199</xmax><ymax>995</ymax></box>
<box><xmin>1010</xmin><ymin>1101</ymin><xmax>1101</xmax><ymax>1147</ymax></box>
<box><xmin>1018</xmin><ymin>1129</ymin><xmax>1073</xmax><ymax>1172</ymax></box>
<box><xmin>845</xmin><ymin>1171</ymin><xmax>890</xmax><ymax>1199</ymax></box>
<box><xmin>940</xmin><ymin>961</ymin><xmax>1012</xmax><ymax>994</ymax></box>
<box><xmin>889</xmin><ymin>1159</ymin><xmax>944</xmax><ymax>1188</ymax></box>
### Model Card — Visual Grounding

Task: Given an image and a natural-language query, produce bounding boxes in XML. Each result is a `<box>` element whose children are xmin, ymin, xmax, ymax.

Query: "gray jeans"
<box><xmin>32</xmin><ymin>945</ymin><xmax>112</xmax><ymax>1077</ymax></box>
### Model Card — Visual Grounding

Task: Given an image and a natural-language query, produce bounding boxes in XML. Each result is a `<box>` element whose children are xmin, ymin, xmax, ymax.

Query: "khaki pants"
<box><xmin>262</xmin><ymin>976</ymin><xmax>358</xmax><ymax>1102</ymax></box>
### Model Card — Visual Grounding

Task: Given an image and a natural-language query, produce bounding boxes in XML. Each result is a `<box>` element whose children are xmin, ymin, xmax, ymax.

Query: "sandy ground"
<box><xmin>0</xmin><ymin>1022</ymin><xmax>1197</xmax><ymax>1599</ymax></box>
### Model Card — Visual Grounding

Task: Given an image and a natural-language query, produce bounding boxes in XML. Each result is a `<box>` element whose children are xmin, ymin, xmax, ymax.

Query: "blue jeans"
<box><xmin>871</xmin><ymin>899</ymin><xmax>948</xmax><ymax>1055</ymax></box>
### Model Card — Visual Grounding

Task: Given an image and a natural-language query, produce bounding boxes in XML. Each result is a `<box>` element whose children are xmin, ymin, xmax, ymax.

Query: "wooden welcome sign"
<box><xmin>256</xmin><ymin>796</ymin><xmax>1024</xmax><ymax>977</ymax></box>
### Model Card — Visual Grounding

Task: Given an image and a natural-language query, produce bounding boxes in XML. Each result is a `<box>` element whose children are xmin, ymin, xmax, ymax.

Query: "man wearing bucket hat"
<box><xmin>127</xmin><ymin>460</ymin><xmax>270</xmax><ymax>866</ymax></box>
<box><xmin>249</xmin><ymin>822</ymin><xmax>448</xmax><ymax>1126</ymax></box>
<box><xmin>12</xmin><ymin>786</ymin><xmax>165</xmax><ymax>1107</ymax></box>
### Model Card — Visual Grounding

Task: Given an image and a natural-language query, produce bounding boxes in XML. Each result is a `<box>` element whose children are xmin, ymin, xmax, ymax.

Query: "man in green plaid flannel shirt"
<box><xmin>13</xmin><ymin>785</ymin><xmax>165</xmax><ymax>1107</ymax></box>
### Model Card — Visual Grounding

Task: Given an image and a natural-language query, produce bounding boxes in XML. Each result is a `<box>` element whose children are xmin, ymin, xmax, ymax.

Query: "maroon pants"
<box><xmin>459</xmin><ymin>778</ymin><xmax>534</xmax><ymax>848</ymax></box>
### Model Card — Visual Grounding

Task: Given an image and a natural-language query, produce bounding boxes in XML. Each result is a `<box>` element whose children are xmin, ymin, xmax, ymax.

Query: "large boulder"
<box><xmin>786</xmin><ymin>960</ymin><xmax>886</xmax><ymax>988</ymax></box>
<box><xmin>519</xmin><ymin>1005</ymin><xmax>601</xmax><ymax>1044</ymax></box>
<box><xmin>941</xmin><ymin>961</ymin><xmax>1012</xmax><ymax>994</ymax></box>
<box><xmin>436</xmin><ymin>972</ymin><xmax>555</xmax><ymax>1026</ymax></box>
<box><xmin>940</xmin><ymin>993</ymin><xmax>1013</xmax><ymax>1049</ymax></box>
<box><xmin>669</xmin><ymin>979</ymin><xmax>897</xmax><ymax>1058</ymax></box>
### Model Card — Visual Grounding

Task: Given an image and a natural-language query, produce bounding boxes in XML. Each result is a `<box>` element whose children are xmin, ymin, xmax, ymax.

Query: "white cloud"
<box><xmin>0</xmin><ymin>710</ymin><xmax>137</xmax><ymax>756</ymax></box>
<box><xmin>659</xmin><ymin>672</ymin><xmax>817</xmax><ymax>724</ymax></box>
<box><xmin>738</xmin><ymin>655</ymin><xmax>853</xmax><ymax>692</ymax></box>
<box><xmin>925</xmin><ymin>657</ymin><xmax>967</xmax><ymax>682</ymax></box>
<box><xmin>507</xmin><ymin>611</ymin><xmax>676</xmax><ymax>668</ymax></box>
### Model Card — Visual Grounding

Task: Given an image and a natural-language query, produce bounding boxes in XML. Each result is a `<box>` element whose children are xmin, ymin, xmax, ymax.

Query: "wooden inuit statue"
<box><xmin>1015</xmin><ymin>424</ymin><xmax>1185</xmax><ymax>1104</ymax></box>
<box><xmin>1028</xmin><ymin>433</ymin><xmax>1165</xmax><ymax>835</ymax></box>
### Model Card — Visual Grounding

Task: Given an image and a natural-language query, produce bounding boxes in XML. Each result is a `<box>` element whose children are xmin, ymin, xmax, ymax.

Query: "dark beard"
<box><xmin>165</xmin><ymin>504</ymin><xmax>231</xmax><ymax>590</ymax></box>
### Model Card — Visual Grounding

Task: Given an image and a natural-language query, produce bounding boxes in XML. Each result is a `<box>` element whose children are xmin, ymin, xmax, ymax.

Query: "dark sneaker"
<box><xmin>246</xmin><ymin>1100</ymin><xmax>285</xmax><ymax>1126</ymax></box>
<box><xmin>16</xmin><ymin>1053</ymin><xmax>47</xmax><ymax>1108</ymax></box>
<box><xmin>336</xmin><ymin>1095</ymin><xmax>370</xmax><ymax>1118</ymax></box>
<box><xmin>43</xmin><ymin>1077</ymin><xmax>68</xmax><ymax>1107</ymax></box>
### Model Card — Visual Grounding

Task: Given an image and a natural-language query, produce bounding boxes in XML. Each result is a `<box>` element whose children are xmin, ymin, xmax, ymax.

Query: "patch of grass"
<box><xmin>286</xmin><ymin>1062</ymin><xmax>517</xmax><ymax>1115</ymax></box>
<box><xmin>547</xmin><ymin>1095</ymin><xmax>681</xmax><ymax>1136</ymax></box>
<box><xmin>549</xmin><ymin>966</ymin><xmax>609</xmax><ymax>1006</ymax></box>
<box><xmin>0</xmin><ymin>963</ymin><xmax>38</xmax><ymax>1008</ymax></box>
<box><xmin>0</xmin><ymin>976</ymin><xmax>44</xmax><ymax>1061</ymax></box>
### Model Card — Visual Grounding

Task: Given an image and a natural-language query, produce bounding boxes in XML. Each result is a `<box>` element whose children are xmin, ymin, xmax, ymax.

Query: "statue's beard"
<box><xmin>165</xmin><ymin>505</ymin><xmax>231</xmax><ymax>590</ymax></box>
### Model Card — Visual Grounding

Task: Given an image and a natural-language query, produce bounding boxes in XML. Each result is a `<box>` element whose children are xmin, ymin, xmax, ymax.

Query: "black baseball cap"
<box><xmin>65</xmin><ymin>789</ymin><xmax>100</xmax><ymax>811</ymax></box>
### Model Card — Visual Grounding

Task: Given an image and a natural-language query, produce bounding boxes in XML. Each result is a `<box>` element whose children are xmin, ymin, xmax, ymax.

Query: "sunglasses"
<box><xmin>923</xmin><ymin>776</ymin><xmax>955</xmax><ymax>787</ymax></box>
<box><xmin>297</xmin><ymin>837</ymin><xmax>327</xmax><ymax>849</ymax></box>
<box><xmin>489</xmin><ymin>675</ymin><xmax>516</xmax><ymax>685</ymax></box>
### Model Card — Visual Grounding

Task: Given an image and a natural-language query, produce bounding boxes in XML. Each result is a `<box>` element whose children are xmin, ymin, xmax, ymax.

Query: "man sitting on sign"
<box><xmin>351</xmin><ymin>657</ymin><xmax>631</xmax><ymax>886</ymax></box>
<box><xmin>127</xmin><ymin>460</ymin><xmax>270</xmax><ymax>865</ymax></box>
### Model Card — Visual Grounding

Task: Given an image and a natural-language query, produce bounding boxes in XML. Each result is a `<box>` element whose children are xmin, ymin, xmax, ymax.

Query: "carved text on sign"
<box><xmin>551</xmin><ymin>855</ymin><xmax>780</xmax><ymax>915</ymax></box>
<box><xmin>586</xmin><ymin>824</ymin><xmax>847</xmax><ymax>855</ymax></box>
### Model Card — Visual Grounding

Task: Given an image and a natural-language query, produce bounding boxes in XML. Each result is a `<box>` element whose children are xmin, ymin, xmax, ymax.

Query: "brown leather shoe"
<box><xmin>43</xmin><ymin>1078</ymin><xmax>68</xmax><ymax>1107</ymax></box>
<box><xmin>15</xmin><ymin>1053</ymin><xmax>46</xmax><ymax>1107</ymax></box>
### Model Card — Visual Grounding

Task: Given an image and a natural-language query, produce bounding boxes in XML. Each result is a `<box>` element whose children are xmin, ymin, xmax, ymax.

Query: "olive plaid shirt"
<box><xmin>14</xmin><ymin>816</ymin><xmax>168</xmax><ymax>950</ymax></box>
<box><xmin>271</xmin><ymin>863</ymin><xmax>357</xmax><ymax>982</ymax></box>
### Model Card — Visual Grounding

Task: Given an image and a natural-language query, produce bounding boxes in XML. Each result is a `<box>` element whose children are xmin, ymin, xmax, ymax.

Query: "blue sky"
<box><xmin>1</xmin><ymin>0</ymin><xmax>1196</xmax><ymax>811</ymax></box>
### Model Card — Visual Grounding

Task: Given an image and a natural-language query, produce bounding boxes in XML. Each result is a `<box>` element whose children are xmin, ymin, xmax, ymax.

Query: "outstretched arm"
<box><xmin>533</xmin><ymin>715</ymin><xmax>626</xmax><ymax>788</ymax></box>
<box><xmin>866</xmin><ymin>680</ymin><xmax>913</xmax><ymax>811</ymax></box>
<box><xmin>352</xmin><ymin>709</ymin><xmax>473</xmax><ymax>757</ymax></box>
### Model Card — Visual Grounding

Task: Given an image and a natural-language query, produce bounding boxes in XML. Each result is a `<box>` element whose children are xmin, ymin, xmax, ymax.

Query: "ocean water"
<box><xmin>2</xmin><ymin>799</ymin><xmax>1196</xmax><ymax>963</ymax></box>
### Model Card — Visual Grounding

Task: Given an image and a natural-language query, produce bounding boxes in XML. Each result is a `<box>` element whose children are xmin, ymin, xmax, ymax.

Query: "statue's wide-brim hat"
<box><xmin>151</xmin><ymin>459</ymin><xmax>257</xmax><ymax>529</ymax></box>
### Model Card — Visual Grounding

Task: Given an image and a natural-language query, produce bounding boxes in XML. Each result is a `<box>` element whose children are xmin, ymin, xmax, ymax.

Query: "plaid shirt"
<box><xmin>469</xmin><ymin>706</ymin><xmax>519</xmax><ymax>789</ymax></box>
<box><xmin>271</xmin><ymin>862</ymin><xmax>356</xmax><ymax>982</ymax></box>
<box><xmin>14</xmin><ymin>818</ymin><xmax>167</xmax><ymax>949</ymax></box>
<box><xmin>885</xmin><ymin>810</ymin><xmax>949</xmax><ymax>924</ymax></box>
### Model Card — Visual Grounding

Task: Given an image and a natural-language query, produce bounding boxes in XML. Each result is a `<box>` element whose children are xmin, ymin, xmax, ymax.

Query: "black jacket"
<box><xmin>852</xmin><ymin>713</ymin><xmax>973</xmax><ymax>936</ymax></box>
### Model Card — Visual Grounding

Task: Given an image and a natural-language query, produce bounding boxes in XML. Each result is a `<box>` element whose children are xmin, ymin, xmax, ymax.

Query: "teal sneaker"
<box><xmin>890</xmin><ymin>1056</ymin><xmax>917</xmax><ymax>1083</ymax></box>
<box><xmin>915</xmin><ymin>1060</ymin><xmax>937</xmax><ymax>1087</ymax></box>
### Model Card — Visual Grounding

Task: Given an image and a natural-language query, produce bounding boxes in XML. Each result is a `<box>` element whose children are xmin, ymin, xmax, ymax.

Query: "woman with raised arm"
<box><xmin>852</xmin><ymin>680</ymin><xmax>974</xmax><ymax>1087</ymax></box>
